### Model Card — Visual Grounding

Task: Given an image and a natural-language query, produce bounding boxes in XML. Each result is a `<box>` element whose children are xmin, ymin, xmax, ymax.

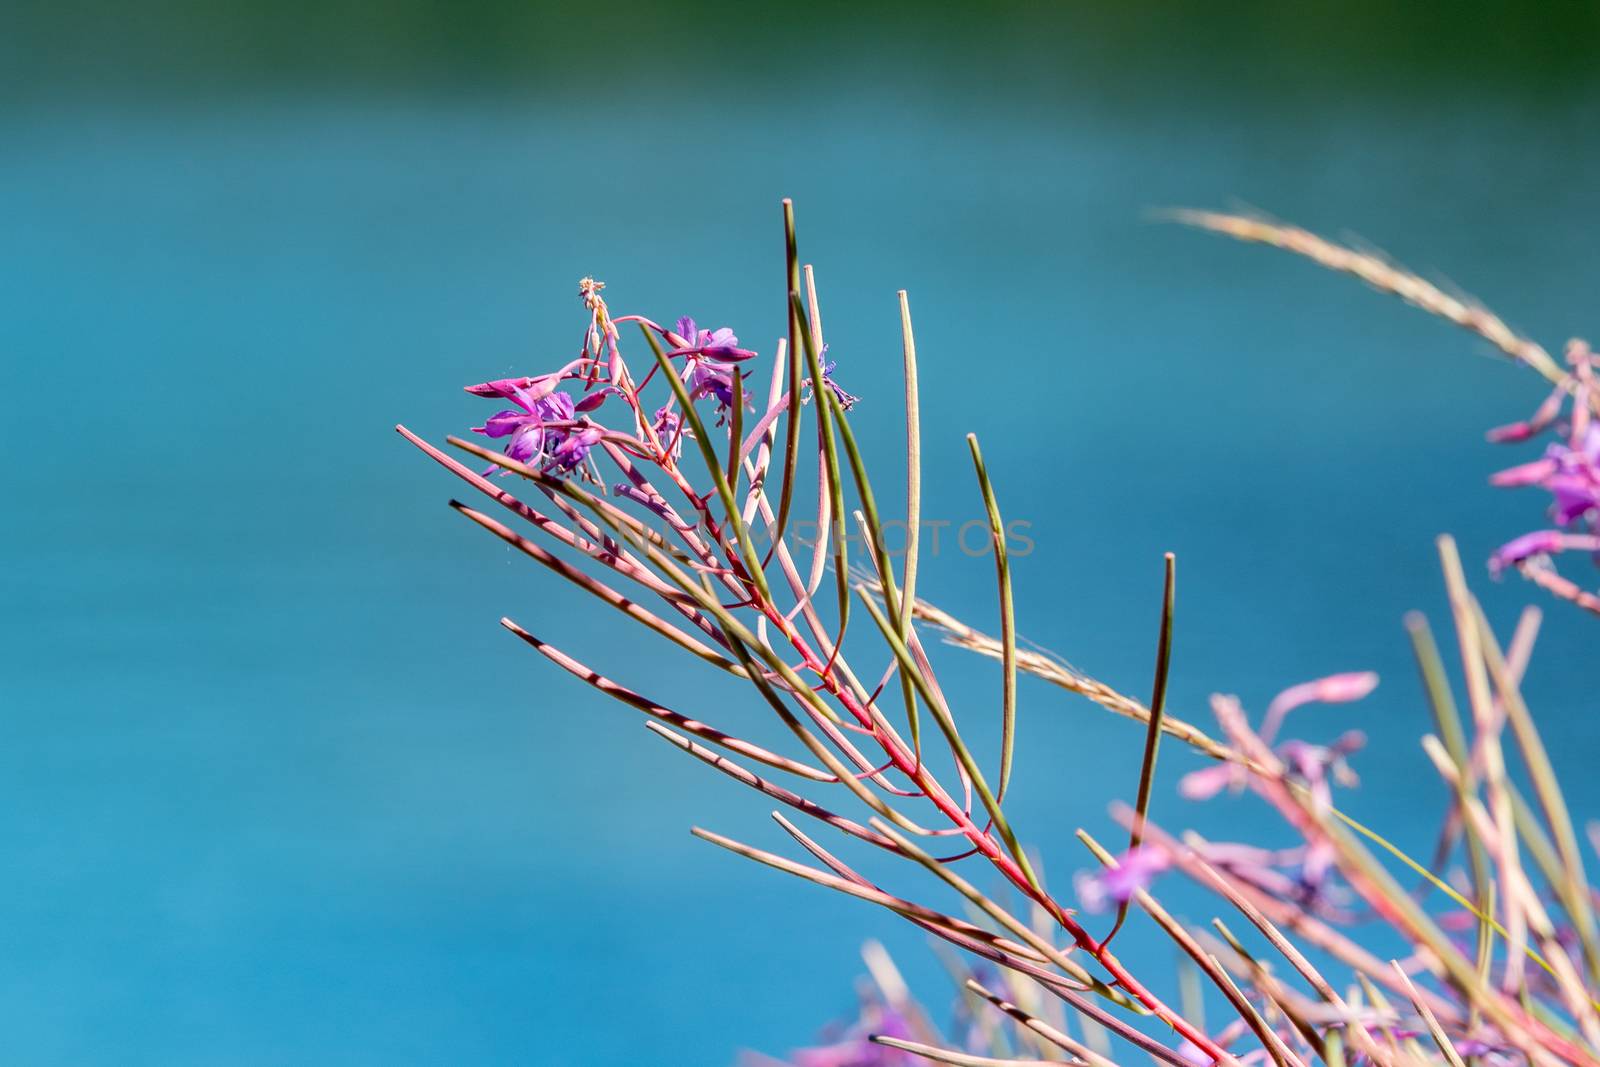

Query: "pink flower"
<box><xmin>1074</xmin><ymin>846</ymin><xmax>1170</xmax><ymax>912</ymax></box>
<box><xmin>1259</xmin><ymin>671</ymin><xmax>1378</xmax><ymax>746</ymax></box>
<box><xmin>466</xmin><ymin>373</ymin><xmax>601</xmax><ymax>475</ymax></box>
<box><xmin>1181</xmin><ymin>674</ymin><xmax>1374</xmax><ymax>800</ymax></box>
<box><xmin>1489</xmin><ymin>456</ymin><xmax>1558</xmax><ymax>487</ymax></box>
<box><xmin>1485</xmin><ymin>345</ymin><xmax>1600</xmax><ymax>578</ymax></box>
<box><xmin>1488</xmin><ymin>530</ymin><xmax>1600</xmax><ymax>577</ymax></box>
<box><xmin>666</xmin><ymin>316</ymin><xmax>756</xmax><ymax>362</ymax></box>
<box><xmin>1179</xmin><ymin>762</ymin><xmax>1243</xmax><ymax>800</ymax></box>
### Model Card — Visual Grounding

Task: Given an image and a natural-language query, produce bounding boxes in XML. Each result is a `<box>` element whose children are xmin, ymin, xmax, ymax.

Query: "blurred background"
<box><xmin>5</xmin><ymin>1</ymin><xmax>1600</xmax><ymax>1062</ymax></box>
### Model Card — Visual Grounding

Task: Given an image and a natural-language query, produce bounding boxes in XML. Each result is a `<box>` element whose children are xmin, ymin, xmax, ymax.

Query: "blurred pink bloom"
<box><xmin>1489</xmin><ymin>530</ymin><xmax>1600</xmax><ymax>577</ymax></box>
<box><xmin>1489</xmin><ymin>457</ymin><xmax>1558</xmax><ymax>487</ymax></box>
<box><xmin>667</xmin><ymin>315</ymin><xmax>757</xmax><ymax>362</ymax></box>
<box><xmin>1074</xmin><ymin>845</ymin><xmax>1170</xmax><ymax>912</ymax></box>
<box><xmin>1259</xmin><ymin>671</ymin><xmax>1379</xmax><ymax>745</ymax></box>
<box><xmin>1179</xmin><ymin>761</ymin><xmax>1241</xmax><ymax>800</ymax></box>
<box><xmin>1486</xmin><ymin>344</ymin><xmax>1600</xmax><ymax>580</ymax></box>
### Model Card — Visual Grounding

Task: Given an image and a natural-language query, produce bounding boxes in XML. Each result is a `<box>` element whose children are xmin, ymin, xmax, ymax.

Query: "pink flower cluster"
<box><xmin>1486</xmin><ymin>341</ymin><xmax>1600</xmax><ymax>580</ymax></box>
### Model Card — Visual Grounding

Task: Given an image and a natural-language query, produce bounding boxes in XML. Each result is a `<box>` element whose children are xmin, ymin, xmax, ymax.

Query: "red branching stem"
<box><xmin>743</xmin><ymin>580</ymin><xmax>1231</xmax><ymax>1058</ymax></box>
<box><xmin>428</xmin><ymin>314</ymin><xmax>1236</xmax><ymax>1060</ymax></box>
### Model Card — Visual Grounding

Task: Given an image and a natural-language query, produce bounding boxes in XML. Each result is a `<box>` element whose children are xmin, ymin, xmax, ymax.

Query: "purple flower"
<box><xmin>467</xmin><ymin>376</ymin><xmax>599</xmax><ymax>475</ymax></box>
<box><xmin>471</xmin><ymin>384</ymin><xmax>574</xmax><ymax>469</ymax></box>
<box><xmin>1279</xmin><ymin>731</ymin><xmax>1364</xmax><ymax>897</ymax></box>
<box><xmin>653</xmin><ymin>405</ymin><xmax>684</xmax><ymax>462</ymax></box>
<box><xmin>797</xmin><ymin>345</ymin><xmax>861</xmax><ymax>411</ymax></box>
<box><xmin>1486</xmin><ymin>347</ymin><xmax>1600</xmax><ymax>577</ymax></box>
<box><xmin>686</xmin><ymin>361</ymin><xmax>749</xmax><ymax>426</ymax></box>
<box><xmin>548</xmin><ymin>425</ymin><xmax>603</xmax><ymax>471</ymax></box>
<box><xmin>1581</xmin><ymin>422</ymin><xmax>1600</xmax><ymax>463</ymax></box>
<box><xmin>1549</xmin><ymin>473</ymin><xmax>1600</xmax><ymax>524</ymax></box>
<box><xmin>1278</xmin><ymin>730</ymin><xmax>1365</xmax><ymax>792</ymax></box>
<box><xmin>1453</xmin><ymin>1037</ymin><xmax>1516</xmax><ymax>1062</ymax></box>
<box><xmin>1183</xmin><ymin>673</ymin><xmax>1375</xmax><ymax>800</ymax></box>
<box><xmin>668</xmin><ymin>316</ymin><xmax>756</xmax><ymax>362</ymax></box>
<box><xmin>1490</xmin><ymin>529</ymin><xmax>1568</xmax><ymax>577</ymax></box>
<box><xmin>1074</xmin><ymin>845</ymin><xmax>1170</xmax><ymax>912</ymax></box>
<box><xmin>1489</xmin><ymin>456</ymin><xmax>1558</xmax><ymax>487</ymax></box>
<box><xmin>1180</xmin><ymin>680</ymin><xmax>1372</xmax><ymax>916</ymax></box>
<box><xmin>690</xmin><ymin>360</ymin><xmax>736</xmax><ymax>409</ymax></box>
<box><xmin>821</xmin><ymin>359</ymin><xmax>860</xmax><ymax>411</ymax></box>
<box><xmin>1258</xmin><ymin>671</ymin><xmax>1378</xmax><ymax>746</ymax></box>
<box><xmin>1179</xmin><ymin>761</ymin><xmax>1242</xmax><ymax>801</ymax></box>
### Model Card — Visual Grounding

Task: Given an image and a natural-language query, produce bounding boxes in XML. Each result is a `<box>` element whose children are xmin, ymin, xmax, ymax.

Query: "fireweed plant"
<box><xmin>401</xmin><ymin>201</ymin><xmax>1600</xmax><ymax>1067</ymax></box>
<box><xmin>1179</xmin><ymin>211</ymin><xmax>1600</xmax><ymax>620</ymax></box>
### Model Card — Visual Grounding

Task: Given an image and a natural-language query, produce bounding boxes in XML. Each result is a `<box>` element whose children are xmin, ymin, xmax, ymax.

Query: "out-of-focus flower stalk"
<box><xmin>1179</xmin><ymin>209</ymin><xmax>1600</xmax><ymax>618</ymax></box>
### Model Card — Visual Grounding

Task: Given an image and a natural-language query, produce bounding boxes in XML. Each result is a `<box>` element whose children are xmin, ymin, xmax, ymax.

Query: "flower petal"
<box><xmin>474</xmin><ymin>410</ymin><xmax>531</xmax><ymax>438</ymax></box>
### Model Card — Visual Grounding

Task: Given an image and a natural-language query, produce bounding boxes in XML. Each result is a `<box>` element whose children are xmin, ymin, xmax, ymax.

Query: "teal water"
<box><xmin>5</xmin><ymin>5</ymin><xmax>1600</xmax><ymax>1063</ymax></box>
